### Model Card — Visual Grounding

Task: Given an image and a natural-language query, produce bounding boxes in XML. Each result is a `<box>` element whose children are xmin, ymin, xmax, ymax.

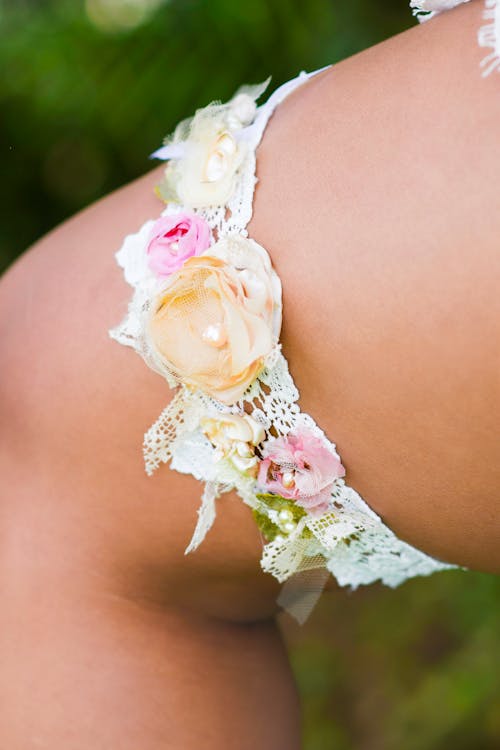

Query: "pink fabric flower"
<box><xmin>147</xmin><ymin>212</ymin><xmax>211</xmax><ymax>277</ymax></box>
<box><xmin>258</xmin><ymin>427</ymin><xmax>345</xmax><ymax>516</ymax></box>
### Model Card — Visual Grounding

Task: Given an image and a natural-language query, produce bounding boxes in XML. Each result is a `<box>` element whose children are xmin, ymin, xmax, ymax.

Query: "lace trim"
<box><xmin>411</xmin><ymin>0</ymin><xmax>500</xmax><ymax>76</ymax></box>
<box><xmin>479</xmin><ymin>0</ymin><xmax>500</xmax><ymax>76</ymax></box>
<box><xmin>410</xmin><ymin>0</ymin><xmax>472</xmax><ymax>22</ymax></box>
<box><xmin>110</xmin><ymin>69</ymin><xmax>457</xmax><ymax>623</ymax></box>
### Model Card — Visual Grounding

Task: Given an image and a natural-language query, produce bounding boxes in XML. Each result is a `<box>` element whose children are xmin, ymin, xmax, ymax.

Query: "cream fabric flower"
<box><xmin>158</xmin><ymin>122</ymin><xmax>245</xmax><ymax>207</ymax></box>
<box><xmin>147</xmin><ymin>235</ymin><xmax>282</xmax><ymax>404</ymax></box>
<box><xmin>155</xmin><ymin>80</ymin><xmax>270</xmax><ymax>208</ymax></box>
<box><xmin>201</xmin><ymin>413</ymin><xmax>265</xmax><ymax>475</ymax></box>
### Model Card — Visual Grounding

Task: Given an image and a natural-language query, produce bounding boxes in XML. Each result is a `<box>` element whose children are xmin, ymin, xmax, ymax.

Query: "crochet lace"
<box><xmin>109</xmin><ymin>63</ymin><xmax>462</xmax><ymax>622</ymax></box>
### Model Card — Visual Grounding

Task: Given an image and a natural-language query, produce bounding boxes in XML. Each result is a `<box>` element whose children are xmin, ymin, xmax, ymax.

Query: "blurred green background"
<box><xmin>0</xmin><ymin>0</ymin><xmax>414</xmax><ymax>272</ymax></box>
<box><xmin>283</xmin><ymin>571</ymin><xmax>500</xmax><ymax>750</ymax></box>
<box><xmin>1</xmin><ymin>1</ymin><xmax>499</xmax><ymax>748</ymax></box>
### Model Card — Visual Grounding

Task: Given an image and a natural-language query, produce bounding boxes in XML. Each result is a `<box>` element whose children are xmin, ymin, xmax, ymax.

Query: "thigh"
<box><xmin>1</xmin><ymin>0</ymin><xmax>498</xmax><ymax>629</ymax></box>
<box><xmin>248</xmin><ymin>0</ymin><xmax>500</xmax><ymax>572</ymax></box>
<box><xmin>0</xmin><ymin>165</ymin><xmax>281</xmax><ymax>623</ymax></box>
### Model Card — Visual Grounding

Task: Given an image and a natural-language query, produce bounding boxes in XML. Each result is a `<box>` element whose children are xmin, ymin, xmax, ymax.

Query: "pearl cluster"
<box><xmin>273</xmin><ymin>507</ymin><xmax>298</xmax><ymax>544</ymax></box>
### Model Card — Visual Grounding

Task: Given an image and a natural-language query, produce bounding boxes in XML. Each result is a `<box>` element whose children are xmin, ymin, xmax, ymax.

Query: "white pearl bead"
<box><xmin>216</xmin><ymin>132</ymin><xmax>237</xmax><ymax>156</ymax></box>
<box><xmin>203</xmin><ymin>133</ymin><xmax>237</xmax><ymax>183</ymax></box>
<box><xmin>204</xmin><ymin>151</ymin><xmax>226</xmax><ymax>182</ymax></box>
<box><xmin>278</xmin><ymin>509</ymin><xmax>294</xmax><ymax>523</ymax></box>
<box><xmin>201</xmin><ymin>323</ymin><xmax>226</xmax><ymax>347</ymax></box>
<box><xmin>282</xmin><ymin>521</ymin><xmax>296</xmax><ymax>534</ymax></box>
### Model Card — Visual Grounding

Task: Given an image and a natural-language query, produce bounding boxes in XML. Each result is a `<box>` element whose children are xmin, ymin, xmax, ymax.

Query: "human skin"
<box><xmin>0</xmin><ymin>1</ymin><xmax>498</xmax><ymax>747</ymax></box>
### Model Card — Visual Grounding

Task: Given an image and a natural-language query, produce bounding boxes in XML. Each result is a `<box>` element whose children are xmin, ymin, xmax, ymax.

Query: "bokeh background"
<box><xmin>1</xmin><ymin>1</ymin><xmax>499</xmax><ymax>748</ymax></box>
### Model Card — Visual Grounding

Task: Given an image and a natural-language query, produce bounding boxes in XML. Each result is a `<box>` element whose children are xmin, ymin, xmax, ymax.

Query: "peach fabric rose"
<box><xmin>146</xmin><ymin>212</ymin><xmax>211</xmax><ymax>277</ymax></box>
<box><xmin>147</xmin><ymin>236</ymin><xmax>282</xmax><ymax>404</ymax></box>
<box><xmin>257</xmin><ymin>427</ymin><xmax>345</xmax><ymax>516</ymax></box>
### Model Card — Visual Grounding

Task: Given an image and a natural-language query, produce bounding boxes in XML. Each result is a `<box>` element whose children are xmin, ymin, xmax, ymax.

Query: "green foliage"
<box><xmin>253</xmin><ymin>491</ymin><xmax>309</xmax><ymax>541</ymax></box>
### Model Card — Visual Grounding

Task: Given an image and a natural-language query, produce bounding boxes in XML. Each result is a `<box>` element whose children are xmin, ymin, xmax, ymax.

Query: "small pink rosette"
<box><xmin>258</xmin><ymin>427</ymin><xmax>345</xmax><ymax>516</ymax></box>
<box><xmin>147</xmin><ymin>212</ymin><xmax>211</xmax><ymax>277</ymax></box>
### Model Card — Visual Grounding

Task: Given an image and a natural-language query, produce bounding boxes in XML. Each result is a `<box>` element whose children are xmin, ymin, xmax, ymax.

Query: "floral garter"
<box><xmin>110</xmin><ymin>67</ymin><xmax>456</xmax><ymax>623</ymax></box>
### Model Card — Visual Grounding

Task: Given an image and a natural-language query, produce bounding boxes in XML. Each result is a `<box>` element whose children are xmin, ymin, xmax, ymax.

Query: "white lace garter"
<box><xmin>110</xmin><ymin>67</ymin><xmax>457</xmax><ymax>623</ymax></box>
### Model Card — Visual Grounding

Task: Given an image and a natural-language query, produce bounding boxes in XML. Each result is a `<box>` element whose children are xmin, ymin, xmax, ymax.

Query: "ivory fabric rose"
<box><xmin>147</xmin><ymin>235</ymin><xmax>282</xmax><ymax>404</ymax></box>
<box><xmin>157</xmin><ymin>108</ymin><xmax>247</xmax><ymax>208</ymax></box>
<box><xmin>257</xmin><ymin>427</ymin><xmax>345</xmax><ymax>516</ymax></box>
<box><xmin>146</xmin><ymin>213</ymin><xmax>211</xmax><ymax>277</ymax></box>
<box><xmin>155</xmin><ymin>81</ymin><xmax>270</xmax><ymax>207</ymax></box>
<box><xmin>201</xmin><ymin>413</ymin><xmax>265</xmax><ymax>475</ymax></box>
